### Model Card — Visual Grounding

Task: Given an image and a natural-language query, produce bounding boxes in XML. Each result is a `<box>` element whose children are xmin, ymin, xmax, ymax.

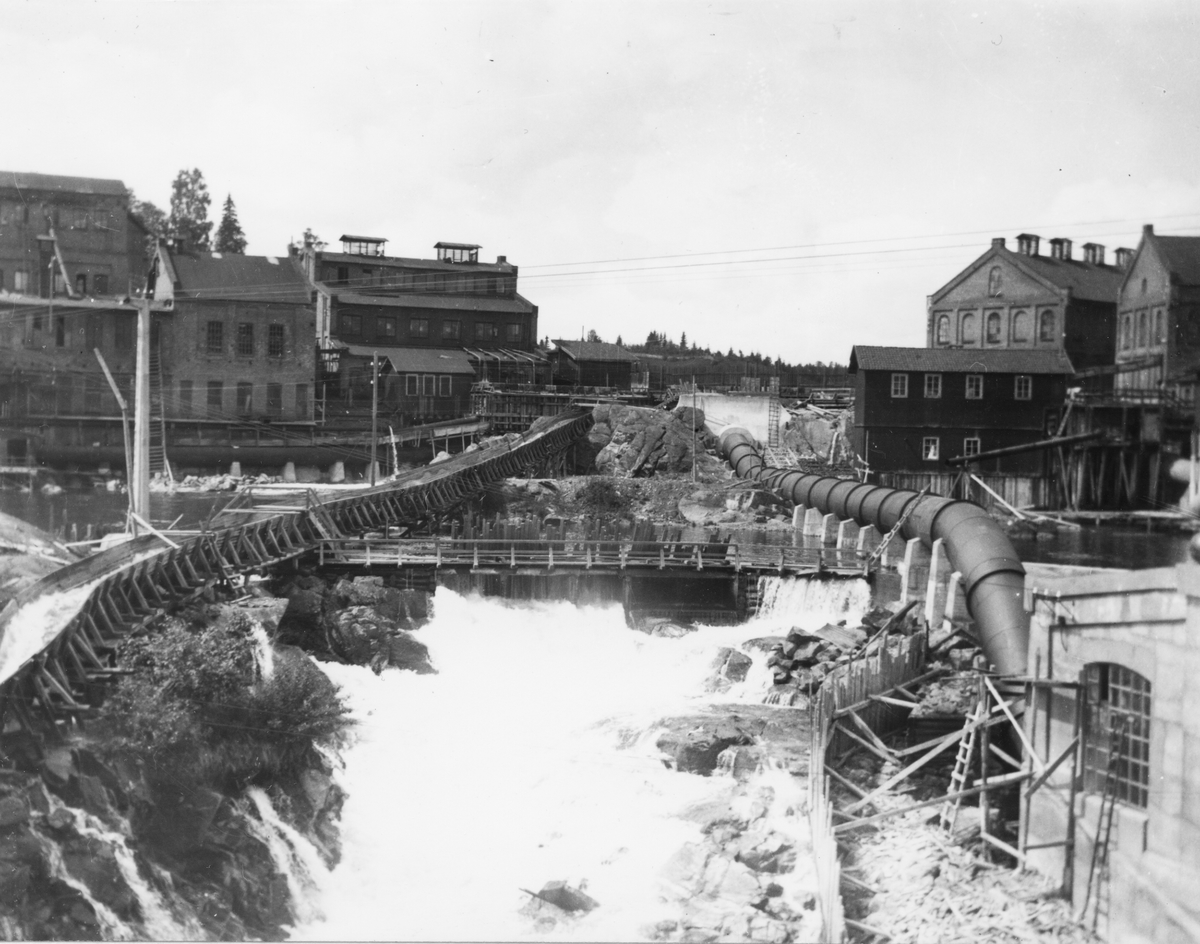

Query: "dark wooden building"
<box><xmin>0</xmin><ymin>171</ymin><xmax>148</xmax><ymax>300</ymax></box>
<box><xmin>549</xmin><ymin>340</ymin><xmax>638</xmax><ymax>388</ymax></box>
<box><xmin>297</xmin><ymin>235</ymin><xmax>545</xmax><ymax>399</ymax></box>
<box><xmin>849</xmin><ymin>346</ymin><xmax>1074</xmax><ymax>475</ymax></box>
<box><xmin>926</xmin><ymin>234</ymin><xmax>1126</xmax><ymax>374</ymax></box>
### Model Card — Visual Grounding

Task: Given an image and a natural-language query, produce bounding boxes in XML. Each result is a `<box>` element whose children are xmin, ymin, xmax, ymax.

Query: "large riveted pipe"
<box><xmin>718</xmin><ymin>426</ymin><xmax>1029</xmax><ymax>675</ymax></box>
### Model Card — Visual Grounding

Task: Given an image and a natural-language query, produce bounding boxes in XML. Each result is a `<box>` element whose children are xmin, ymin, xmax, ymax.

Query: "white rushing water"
<box><xmin>286</xmin><ymin>578</ymin><xmax>869</xmax><ymax>941</ymax></box>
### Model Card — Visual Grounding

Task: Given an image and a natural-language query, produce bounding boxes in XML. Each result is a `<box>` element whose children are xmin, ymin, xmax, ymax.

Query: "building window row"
<box><xmin>403</xmin><ymin>374</ymin><xmax>454</xmax><ymax>398</ymax></box>
<box><xmin>1119</xmin><ymin>309</ymin><xmax>1166</xmax><ymax>350</ymax></box>
<box><xmin>921</xmin><ymin>436</ymin><xmax>982</xmax><ymax>462</ymax></box>
<box><xmin>935</xmin><ymin>310</ymin><xmax>1057</xmax><ymax>346</ymax></box>
<box><xmin>891</xmin><ymin>372</ymin><xmax>1029</xmax><ymax>400</ymax></box>
<box><xmin>184</xmin><ymin>380</ymin><xmax>307</xmax><ymax>418</ymax></box>
<box><xmin>338</xmin><ymin>312</ymin><xmax>523</xmax><ymax>344</ymax></box>
<box><xmin>207</xmin><ymin>320</ymin><xmax>287</xmax><ymax>357</ymax></box>
<box><xmin>327</xmin><ymin>266</ymin><xmax>515</xmax><ymax>296</ymax></box>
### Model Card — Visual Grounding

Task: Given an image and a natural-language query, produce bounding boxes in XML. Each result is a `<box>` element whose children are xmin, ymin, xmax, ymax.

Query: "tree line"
<box><xmin>584</xmin><ymin>328</ymin><xmax>846</xmax><ymax>376</ymax></box>
<box><xmin>126</xmin><ymin>168</ymin><xmax>247</xmax><ymax>254</ymax></box>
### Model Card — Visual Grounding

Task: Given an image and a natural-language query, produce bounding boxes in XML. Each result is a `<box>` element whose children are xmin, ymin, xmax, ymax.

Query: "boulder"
<box><xmin>384</xmin><ymin>631</ymin><xmax>436</xmax><ymax>674</ymax></box>
<box><xmin>742</xmin><ymin>636</ymin><xmax>786</xmax><ymax>653</ymax></box>
<box><xmin>590</xmin><ymin>404</ymin><xmax>718</xmax><ymax>477</ymax></box>
<box><xmin>533</xmin><ymin>880</ymin><xmax>598</xmax><ymax>913</ymax></box>
<box><xmin>705</xmin><ymin>648</ymin><xmax>753</xmax><ymax>692</ymax></box>
<box><xmin>0</xmin><ymin>796</ymin><xmax>28</xmax><ymax>827</ymax></box>
<box><xmin>656</xmin><ymin>716</ymin><xmax>757</xmax><ymax>776</ymax></box>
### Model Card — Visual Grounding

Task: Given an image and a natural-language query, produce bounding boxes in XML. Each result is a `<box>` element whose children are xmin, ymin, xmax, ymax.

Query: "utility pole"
<box><xmin>692</xmin><ymin>375</ymin><xmax>697</xmax><ymax>483</ymax></box>
<box><xmin>370</xmin><ymin>351</ymin><xmax>379</xmax><ymax>486</ymax></box>
<box><xmin>131</xmin><ymin>298</ymin><xmax>151</xmax><ymax>530</ymax></box>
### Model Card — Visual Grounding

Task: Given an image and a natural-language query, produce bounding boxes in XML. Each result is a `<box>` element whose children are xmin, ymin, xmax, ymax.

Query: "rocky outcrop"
<box><xmin>275</xmin><ymin>573</ymin><xmax>434</xmax><ymax>673</ymax></box>
<box><xmin>588</xmin><ymin>404</ymin><xmax>722</xmax><ymax>477</ymax></box>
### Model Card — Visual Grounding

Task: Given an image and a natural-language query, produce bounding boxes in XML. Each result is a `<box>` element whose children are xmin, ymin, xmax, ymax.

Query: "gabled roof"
<box><xmin>1149</xmin><ymin>234</ymin><xmax>1200</xmax><ymax>286</ymax></box>
<box><xmin>849</xmin><ymin>346</ymin><xmax>1074</xmax><ymax>374</ymax></box>
<box><xmin>0</xmin><ymin>171</ymin><xmax>127</xmax><ymax>197</ymax></box>
<box><xmin>337</xmin><ymin>344</ymin><xmax>475</xmax><ymax>374</ymax></box>
<box><xmin>333</xmin><ymin>290</ymin><xmax>534</xmax><ymax>314</ymax></box>
<box><xmin>167</xmin><ymin>249</ymin><xmax>311</xmax><ymax>304</ymax></box>
<box><xmin>930</xmin><ymin>242</ymin><xmax>1124</xmax><ymax>305</ymax></box>
<box><xmin>552</xmin><ymin>340</ymin><xmax>638</xmax><ymax>362</ymax></box>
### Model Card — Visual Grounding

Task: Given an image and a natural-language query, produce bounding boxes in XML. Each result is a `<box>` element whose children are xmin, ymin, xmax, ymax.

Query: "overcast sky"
<box><xmin>4</xmin><ymin>1</ymin><xmax>1200</xmax><ymax>364</ymax></box>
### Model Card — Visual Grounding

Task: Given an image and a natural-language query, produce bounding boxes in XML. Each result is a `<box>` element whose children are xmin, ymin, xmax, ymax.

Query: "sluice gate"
<box><xmin>0</xmin><ymin>408</ymin><xmax>595</xmax><ymax>731</ymax></box>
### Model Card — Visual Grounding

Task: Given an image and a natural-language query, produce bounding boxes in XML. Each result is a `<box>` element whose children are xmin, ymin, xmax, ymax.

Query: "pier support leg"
<box><xmin>820</xmin><ymin>513</ymin><xmax>838</xmax><ymax>546</ymax></box>
<box><xmin>924</xmin><ymin>538</ymin><xmax>953</xmax><ymax>628</ymax></box>
<box><xmin>836</xmin><ymin>518</ymin><xmax>860</xmax><ymax>550</ymax></box>
<box><xmin>942</xmin><ymin>570</ymin><xmax>968</xmax><ymax>633</ymax></box>
<box><xmin>282</xmin><ymin>461</ymin><xmax>297</xmax><ymax>483</ymax></box>
<box><xmin>229</xmin><ymin>461</ymin><xmax>242</xmax><ymax>478</ymax></box>
<box><xmin>802</xmin><ymin>507</ymin><xmax>824</xmax><ymax>536</ymax></box>
<box><xmin>856</xmin><ymin>524</ymin><xmax>880</xmax><ymax>558</ymax></box>
<box><xmin>792</xmin><ymin>504</ymin><xmax>806</xmax><ymax>529</ymax></box>
<box><xmin>899</xmin><ymin>537</ymin><xmax>931</xmax><ymax>607</ymax></box>
<box><xmin>329</xmin><ymin>461</ymin><xmax>345</xmax><ymax>484</ymax></box>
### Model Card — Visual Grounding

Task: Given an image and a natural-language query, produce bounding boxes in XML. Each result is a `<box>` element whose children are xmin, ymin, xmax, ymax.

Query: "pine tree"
<box><xmin>214</xmin><ymin>194</ymin><xmax>247</xmax><ymax>254</ymax></box>
<box><xmin>168</xmin><ymin>168</ymin><xmax>213</xmax><ymax>250</ymax></box>
<box><xmin>680</xmin><ymin>331</ymin><xmax>687</xmax><ymax>349</ymax></box>
<box><xmin>615</xmin><ymin>334</ymin><xmax>624</xmax><ymax>346</ymax></box>
<box><xmin>587</xmin><ymin>328</ymin><xmax>602</xmax><ymax>343</ymax></box>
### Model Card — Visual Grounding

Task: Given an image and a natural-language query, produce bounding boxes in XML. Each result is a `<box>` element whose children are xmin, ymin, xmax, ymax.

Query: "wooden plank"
<box><xmin>984</xmin><ymin>676</ymin><xmax>1044</xmax><ymax>773</ymax></box>
<box><xmin>846</xmin><ymin>709</ymin><xmax>898</xmax><ymax>760</ymax></box>
<box><xmin>834</xmin><ymin>722</ymin><xmax>896</xmax><ymax>764</ymax></box>
<box><xmin>835</xmin><ymin>771</ymin><xmax>1036</xmax><ymax>834</ymax></box>
<box><xmin>823</xmin><ymin>764</ymin><xmax>870</xmax><ymax>800</ymax></box>
<box><xmin>1024</xmin><ymin>736</ymin><xmax>1080</xmax><ymax>798</ymax></box>
<box><xmin>844</xmin><ymin>724</ymin><xmax>969</xmax><ymax>814</ymax></box>
<box><xmin>980</xmin><ymin>831</ymin><xmax>1025</xmax><ymax>862</ymax></box>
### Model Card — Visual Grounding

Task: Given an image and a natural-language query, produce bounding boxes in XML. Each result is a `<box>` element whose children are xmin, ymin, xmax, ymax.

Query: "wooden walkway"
<box><xmin>312</xmin><ymin>536</ymin><xmax>868</xmax><ymax>577</ymax></box>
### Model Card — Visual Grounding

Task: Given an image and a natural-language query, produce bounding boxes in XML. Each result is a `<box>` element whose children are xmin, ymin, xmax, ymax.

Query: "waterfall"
<box><xmin>243</xmin><ymin>788</ymin><xmax>331</xmax><ymax>926</ymax></box>
<box><xmin>753</xmin><ymin>575</ymin><xmax>872</xmax><ymax>630</ymax></box>
<box><xmin>32</xmin><ymin>826</ymin><xmax>136</xmax><ymax>941</ymax></box>
<box><xmin>249</xmin><ymin>620</ymin><xmax>276</xmax><ymax>681</ymax></box>
<box><xmin>289</xmin><ymin>586</ymin><xmax>861</xmax><ymax>941</ymax></box>
<box><xmin>59</xmin><ymin>799</ymin><xmax>206</xmax><ymax>940</ymax></box>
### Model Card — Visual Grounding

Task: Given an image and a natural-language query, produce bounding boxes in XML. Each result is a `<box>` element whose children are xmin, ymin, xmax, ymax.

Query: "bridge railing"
<box><xmin>311</xmin><ymin>536</ymin><xmax>866</xmax><ymax>574</ymax></box>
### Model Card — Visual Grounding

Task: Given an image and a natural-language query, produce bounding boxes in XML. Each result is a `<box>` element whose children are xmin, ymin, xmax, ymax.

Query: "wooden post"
<box><xmin>979</xmin><ymin>673</ymin><xmax>991</xmax><ymax>860</ymax></box>
<box><xmin>370</xmin><ymin>352</ymin><xmax>379</xmax><ymax>486</ymax></box>
<box><xmin>131</xmin><ymin>299</ymin><xmax>151</xmax><ymax>530</ymax></box>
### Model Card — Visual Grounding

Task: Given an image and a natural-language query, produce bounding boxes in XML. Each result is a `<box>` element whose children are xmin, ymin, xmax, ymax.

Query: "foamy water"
<box><xmin>289</xmin><ymin>579</ymin><xmax>868</xmax><ymax>941</ymax></box>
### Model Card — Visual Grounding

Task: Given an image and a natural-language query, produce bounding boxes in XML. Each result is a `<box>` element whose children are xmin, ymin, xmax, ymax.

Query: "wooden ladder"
<box><xmin>147</xmin><ymin>333</ymin><xmax>173</xmax><ymax>483</ymax></box>
<box><xmin>767</xmin><ymin>397</ymin><xmax>781</xmax><ymax>448</ymax></box>
<box><xmin>1079</xmin><ymin>713</ymin><xmax>1130</xmax><ymax>932</ymax></box>
<box><xmin>939</xmin><ymin>695</ymin><xmax>985</xmax><ymax>832</ymax></box>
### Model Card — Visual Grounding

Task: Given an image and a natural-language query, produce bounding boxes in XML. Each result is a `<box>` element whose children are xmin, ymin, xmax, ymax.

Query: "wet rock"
<box><xmin>743</xmin><ymin>636</ymin><xmax>786</xmax><ymax>652</ymax></box>
<box><xmin>534</xmin><ymin>880</ymin><xmax>599</xmax><ymax>913</ymax></box>
<box><xmin>61</xmin><ymin>839</ymin><xmax>136</xmax><ymax>917</ymax></box>
<box><xmin>657</xmin><ymin>718</ymin><xmax>756</xmax><ymax>776</ymax></box>
<box><xmin>591</xmin><ymin>404</ymin><xmax>719</xmax><ymax>477</ymax></box>
<box><xmin>861</xmin><ymin>605</ymin><xmax>895</xmax><ymax>629</ymax></box>
<box><xmin>41</xmin><ymin>747</ymin><xmax>75</xmax><ymax>786</ymax></box>
<box><xmin>0</xmin><ymin>796</ymin><xmax>28</xmax><ymax>827</ymax></box>
<box><xmin>384</xmin><ymin>631</ymin><xmax>435</xmax><ymax>674</ymax></box>
<box><xmin>706</xmin><ymin>648</ymin><xmax>753</xmax><ymax>692</ymax></box>
<box><xmin>141</xmin><ymin>783</ymin><xmax>225</xmax><ymax>855</ymax></box>
<box><xmin>701</xmin><ymin>855</ymin><xmax>762</xmax><ymax>904</ymax></box>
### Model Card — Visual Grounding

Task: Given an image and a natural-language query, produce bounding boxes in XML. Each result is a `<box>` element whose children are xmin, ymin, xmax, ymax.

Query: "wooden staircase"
<box><xmin>148</xmin><ymin>336</ymin><xmax>172</xmax><ymax>483</ymax></box>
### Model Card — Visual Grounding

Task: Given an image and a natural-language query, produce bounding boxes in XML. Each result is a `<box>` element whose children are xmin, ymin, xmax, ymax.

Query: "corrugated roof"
<box><xmin>849</xmin><ymin>346</ymin><xmax>1074</xmax><ymax>374</ymax></box>
<box><xmin>340</xmin><ymin>345</ymin><xmax>475</xmax><ymax>374</ymax></box>
<box><xmin>168</xmin><ymin>250</ymin><xmax>311</xmax><ymax>303</ymax></box>
<box><xmin>335</xmin><ymin>290</ymin><xmax>534</xmax><ymax>314</ymax></box>
<box><xmin>0</xmin><ymin>171</ymin><xmax>127</xmax><ymax>197</ymax></box>
<box><xmin>1151</xmin><ymin>234</ymin><xmax>1200</xmax><ymax>286</ymax></box>
<box><xmin>553</xmin><ymin>340</ymin><xmax>639</xmax><ymax>362</ymax></box>
<box><xmin>1015</xmin><ymin>253</ymin><xmax>1125</xmax><ymax>303</ymax></box>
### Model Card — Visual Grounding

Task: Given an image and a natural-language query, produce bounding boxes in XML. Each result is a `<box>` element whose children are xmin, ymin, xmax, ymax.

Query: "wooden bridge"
<box><xmin>310</xmin><ymin>535</ymin><xmax>868</xmax><ymax>578</ymax></box>
<box><xmin>0</xmin><ymin>409</ymin><xmax>595</xmax><ymax>732</ymax></box>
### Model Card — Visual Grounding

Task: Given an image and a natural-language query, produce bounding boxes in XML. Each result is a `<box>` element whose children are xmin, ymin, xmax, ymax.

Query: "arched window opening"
<box><xmin>1039</xmin><ymin>310</ymin><xmax>1056</xmax><ymax>342</ymax></box>
<box><xmin>986</xmin><ymin>312</ymin><xmax>1002</xmax><ymax>343</ymax></box>
<box><xmin>961</xmin><ymin>313</ymin><xmax>977</xmax><ymax>345</ymax></box>
<box><xmin>936</xmin><ymin>315</ymin><xmax>950</xmax><ymax>345</ymax></box>
<box><xmin>1137</xmin><ymin>311</ymin><xmax>1148</xmax><ymax>348</ymax></box>
<box><xmin>1083</xmin><ymin>663</ymin><xmax>1151</xmax><ymax>808</ymax></box>
<box><xmin>1121</xmin><ymin>315</ymin><xmax>1132</xmax><ymax>350</ymax></box>
<box><xmin>987</xmin><ymin>266</ymin><xmax>1003</xmax><ymax>297</ymax></box>
<box><xmin>1012</xmin><ymin>310</ymin><xmax>1030</xmax><ymax>342</ymax></box>
<box><xmin>1155</xmin><ymin>309</ymin><xmax>1165</xmax><ymax>344</ymax></box>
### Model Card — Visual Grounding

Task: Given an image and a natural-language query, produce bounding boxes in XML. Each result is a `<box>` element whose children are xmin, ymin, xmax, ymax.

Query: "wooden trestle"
<box><xmin>0</xmin><ymin>408</ymin><xmax>596</xmax><ymax>733</ymax></box>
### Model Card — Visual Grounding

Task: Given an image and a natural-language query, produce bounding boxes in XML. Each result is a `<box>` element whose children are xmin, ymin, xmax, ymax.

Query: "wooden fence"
<box><xmin>875</xmin><ymin>471</ymin><xmax>1051</xmax><ymax>513</ymax></box>
<box><xmin>808</xmin><ymin>627</ymin><xmax>929</xmax><ymax>943</ymax></box>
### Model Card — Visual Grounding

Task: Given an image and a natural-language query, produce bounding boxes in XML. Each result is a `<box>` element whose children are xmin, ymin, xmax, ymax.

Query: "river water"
<box><xmin>285</xmin><ymin>579</ymin><xmax>868</xmax><ymax>941</ymax></box>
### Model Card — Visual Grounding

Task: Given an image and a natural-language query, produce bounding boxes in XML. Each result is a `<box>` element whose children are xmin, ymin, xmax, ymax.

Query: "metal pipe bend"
<box><xmin>716</xmin><ymin>425</ymin><xmax>1029</xmax><ymax>675</ymax></box>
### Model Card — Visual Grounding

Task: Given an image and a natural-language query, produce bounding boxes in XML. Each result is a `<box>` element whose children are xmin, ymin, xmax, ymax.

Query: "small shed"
<box><xmin>550</xmin><ymin>340</ymin><xmax>638</xmax><ymax>388</ymax></box>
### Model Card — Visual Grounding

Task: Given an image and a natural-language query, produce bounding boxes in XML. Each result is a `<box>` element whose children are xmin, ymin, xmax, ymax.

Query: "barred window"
<box><xmin>237</xmin><ymin>323</ymin><xmax>254</xmax><ymax>356</ymax></box>
<box><xmin>1083</xmin><ymin>663</ymin><xmax>1151</xmax><ymax>809</ymax></box>
<box><xmin>268</xmin><ymin>324</ymin><xmax>285</xmax><ymax>356</ymax></box>
<box><xmin>206</xmin><ymin>321</ymin><xmax>224</xmax><ymax>354</ymax></box>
